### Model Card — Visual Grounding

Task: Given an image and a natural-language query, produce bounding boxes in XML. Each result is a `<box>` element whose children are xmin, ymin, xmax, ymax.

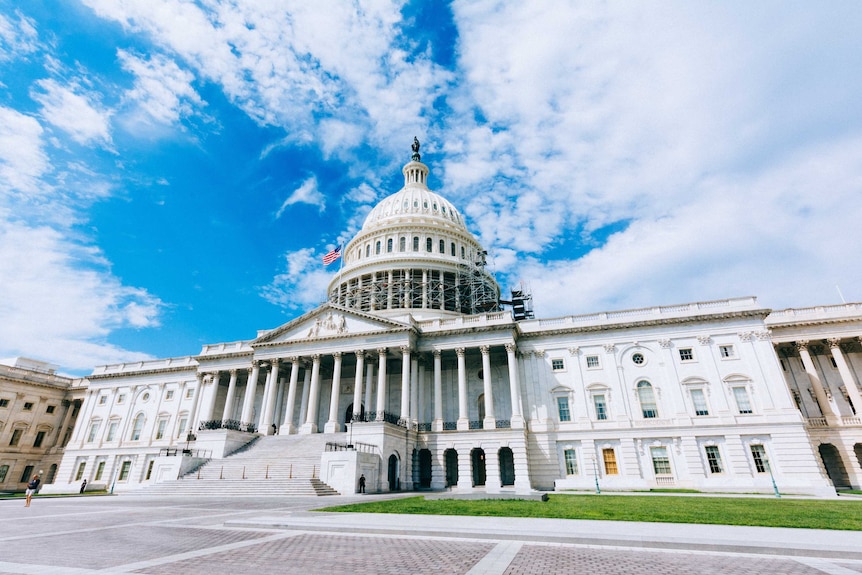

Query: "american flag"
<box><xmin>322</xmin><ymin>245</ymin><xmax>341</xmax><ymax>265</ymax></box>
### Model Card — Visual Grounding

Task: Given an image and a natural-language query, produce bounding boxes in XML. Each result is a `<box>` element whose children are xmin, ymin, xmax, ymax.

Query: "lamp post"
<box><xmin>592</xmin><ymin>456</ymin><xmax>601</xmax><ymax>494</ymax></box>
<box><xmin>766</xmin><ymin>460</ymin><xmax>780</xmax><ymax>498</ymax></box>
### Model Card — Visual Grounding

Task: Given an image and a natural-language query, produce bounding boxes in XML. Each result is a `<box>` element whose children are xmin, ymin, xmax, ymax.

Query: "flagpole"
<box><xmin>335</xmin><ymin>242</ymin><xmax>345</xmax><ymax>305</ymax></box>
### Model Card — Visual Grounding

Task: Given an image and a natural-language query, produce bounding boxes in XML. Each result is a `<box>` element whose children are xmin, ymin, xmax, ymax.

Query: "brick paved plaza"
<box><xmin>2</xmin><ymin>494</ymin><xmax>861</xmax><ymax>574</ymax></box>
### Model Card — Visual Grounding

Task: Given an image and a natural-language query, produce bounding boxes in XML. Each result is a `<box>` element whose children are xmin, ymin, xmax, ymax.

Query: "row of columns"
<box><xmin>200</xmin><ymin>343</ymin><xmax>526</xmax><ymax>436</ymax></box>
<box><xmin>796</xmin><ymin>339</ymin><xmax>862</xmax><ymax>423</ymax></box>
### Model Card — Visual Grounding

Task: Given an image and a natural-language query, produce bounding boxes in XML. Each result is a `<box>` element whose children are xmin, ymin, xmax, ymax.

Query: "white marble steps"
<box><xmin>133</xmin><ymin>433</ymin><xmax>341</xmax><ymax>496</ymax></box>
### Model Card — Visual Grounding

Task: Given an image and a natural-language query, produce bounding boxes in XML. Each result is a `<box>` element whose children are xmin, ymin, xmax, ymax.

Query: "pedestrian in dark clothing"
<box><xmin>358</xmin><ymin>474</ymin><xmax>366</xmax><ymax>493</ymax></box>
<box><xmin>25</xmin><ymin>475</ymin><xmax>40</xmax><ymax>507</ymax></box>
<box><xmin>80</xmin><ymin>479</ymin><xmax>87</xmax><ymax>494</ymax></box>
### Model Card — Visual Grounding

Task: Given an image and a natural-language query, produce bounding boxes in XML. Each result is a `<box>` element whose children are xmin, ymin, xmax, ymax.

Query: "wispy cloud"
<box><xmin>31</xmin><ymin>78</ymin><xmax>114</xmax><ymax>147</ymax></box>
<box><xmin>275</xmin><ymin>176</ymin><xmax>325</xmax><ymax>218</ymax></box>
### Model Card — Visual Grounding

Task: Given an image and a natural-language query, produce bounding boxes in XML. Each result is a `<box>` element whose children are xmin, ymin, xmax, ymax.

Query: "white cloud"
<box><xmin>117</xmin><ymin>49</ymin><xmax>205</xmax><ymax>130</ymax></box>
<box><xmin>0</xmin><ymin>10</ymin><xmax>39</xmax><ymax>62</ymax></box>
<box><xmin>31</xmin><ymin>78</ymin><xmax>113</xmax><ymax>147</ymax></box>
<box><xmin>275</xmin><ymin>176</ymin><xmax>325</xmax><ymax>218</ymax></box>
<box><xmin>260</xmin><ymin>247</ymin><xmax>332</xmax><ymax>311</ymax></box>
<box><xmin>0</xmin><ymin>107</ymin><xmax>50</xmax><ymax>197</ymax></box>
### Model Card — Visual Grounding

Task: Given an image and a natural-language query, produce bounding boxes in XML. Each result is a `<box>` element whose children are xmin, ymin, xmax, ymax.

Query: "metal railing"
<box><xmin>325</xmin><ymin>441</ymin><xmax>378</xmax><ymax>453</ymax></box>
<box><xmin>159</xmin><ymin>447</ymin><xmax>212</xmax><ymax>458</ymax></box>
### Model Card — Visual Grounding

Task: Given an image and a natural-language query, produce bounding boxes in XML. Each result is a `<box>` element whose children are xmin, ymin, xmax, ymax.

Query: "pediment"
<box><xmin>252</xmin><ymin>304</ymin><xmax>411</xmax><ymax>346</ymax></box>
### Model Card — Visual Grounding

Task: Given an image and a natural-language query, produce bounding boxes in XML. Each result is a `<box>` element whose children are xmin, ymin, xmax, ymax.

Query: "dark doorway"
<box><xmin>471</xmin><ymin>448</ymin><xmax>486</xmax><ymax>486</ymax></box>
<box><xmin>388</xmin><ymin>454</ymin><xmax>400</xmax><ymax>491</ymax></box>
<box><xmin>499</xmin><ymin>447</ymin><xmax>515</xmax><ymax>486</ymax></box>
<box><xmin>46</xmin><ymin>464</ymin><xmax>57</xmax><ymax>484</ymax></box>
<box><xmin>345</xmin><ymin>402</ymin><xmax>365</xmax><ymax>423</ymax></box>
<box><xmin>445</xmin><ymin>449</ymin><xmax>458</xmax><ymax>487</ymax></box>
<box><xmin>819</xmin><ymin>443</ymin><xmax>851</xmax><ymax>488</ymax></box>
<box><xmin>854</xmin><ymin>443</ymin><xmax>862</xmax><ymax>471</ymax></box>
<box><xmin>417</xmin><ymin>449</ymin><xmax>432</xmax><ymax>488</ymax></box>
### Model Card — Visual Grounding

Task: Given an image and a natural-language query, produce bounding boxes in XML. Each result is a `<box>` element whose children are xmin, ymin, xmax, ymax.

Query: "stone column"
<box><xmin>201</xmin><ymin>371</ymin><xmax>221</xmax><ymax>423</ymax></box>
<box><xmin>400</xmin><ymin>346</ymin><xmax>411</xmax><ymax>421</ymax></box>
<box><xmin>506</xmin><ymin>343</ymin><xmax>525</xmax><ymax>428</ymax></box>
<box><xmin>376</xmin><ymin>348</ymin><xmax>388</xmax><ymax>420</ymax></box>
<box><xmin>352</xmin><ymin>351</ymin><xmax>365</xmax><ymax>421</ymax></box>
<box><xmin>481</xmin><ymin>345</ymin><xmax>496</xmax><ymax>429</ymax></box>
<box><xmin>412</xmin><ymin>358</ymin><xmax>420</xmax><ymax>425</ymax></box>
<box><xmin>186</xmin><ymin>373</ymin><xmax>204</xmax><ymax>435</ymax></box>
<box><xmin>281</xmin><ymin>358</ymin><xmax>301</xmax><ymax>434</ymax></box>
<box><xmin>364</xmin><ymin>361</ymin><xmax>374</xmax><ymax>414</ymax></box>
<box><xmin>274</xmin><ymin>376</ymin><xmax>286</xmax><ymax>430</ymax></box>
<box><xmin>325</xmin><ymin>352</ymin><xmax>343</xmax><ymax>433</ymax></box>
<box><xmin>422</xmin><ymin>269</ymin><xmax>428</xmax><ymax>309</ymax></box>
<box><xmin>299</xmin><ymin>365</ymin><xmax>311</xmax><ymax>425</ymax></box>
<box><xmin>797</xmin><ymin>341</ymin><xmax>840</xmax><ymax>422</ymax></box>
<box><xmin>240</xmin><ymin>361</ymin><xmax>261</xmax><ymax>425</ymax></box>
<box><xmin>301</xmin><ymin>355</ymin><xmax>321</xmax><ymax>434</ymax></box>
<box><xmin>829</xmin><ymin>338</ymin><xmax>862</xmax><ymax>417</ymax></box>
<box><xmin>222</xmin><ymin>370</ymin><xmax>239</xmax><ymax>421</ymax></box>
<box><xmin>261</xmin><ymin>360</ymin><xmax>280</xmax><ymax>434</ymax></box>
<box><xmin>456</xmin><ymin>347</ymin><xmax>468</xmax><ymax>431</ymax></box>
<box><xmin>432</xmin><ymin>350</ymin><xmax>443</xmax><ymax>431</ymax></box>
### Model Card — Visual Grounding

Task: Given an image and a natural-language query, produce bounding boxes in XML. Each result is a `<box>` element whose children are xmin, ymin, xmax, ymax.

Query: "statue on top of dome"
<box><xmin>411</xmin><ymin>136</ymin><xmax>421</xmax><ymax>161</ymax></box>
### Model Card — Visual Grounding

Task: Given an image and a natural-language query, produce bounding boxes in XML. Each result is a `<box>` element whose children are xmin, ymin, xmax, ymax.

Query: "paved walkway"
<box><xmin>1</xmin><ymin>494</ymin><xmax>861</xmax><ymax>575</ymax></box>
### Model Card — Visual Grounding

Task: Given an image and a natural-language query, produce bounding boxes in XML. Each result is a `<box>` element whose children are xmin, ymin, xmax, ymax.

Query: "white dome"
<box><xmin>360</xmin><ymin>160</ymin><xmax>467</xmax><ymax>233</ymax></box>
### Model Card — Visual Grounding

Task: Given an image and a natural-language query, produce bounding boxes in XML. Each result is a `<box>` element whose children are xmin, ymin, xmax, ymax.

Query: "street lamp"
<box><xmin>765</xmin><ymin>460</ymin><xmax>780</xmax><ymax>498</ymax></box>
<box><xmin>592</xmin><ymin>456</ymin><xmax>601</xmax><ymax>494</ymax></box>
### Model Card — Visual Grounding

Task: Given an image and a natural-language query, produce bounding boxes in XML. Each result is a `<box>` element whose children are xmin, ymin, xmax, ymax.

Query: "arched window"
<box><xmin>365</xmin><ymin>244</ymin><xmax>370</xmax><ymax>258</ymax></box>
<box><xmin>637</xmin><ymin>381</ymin><xmax>658</xmax><ymax>418</ymax></box>
<box><xmin>450</xmin><ymin>242</ymin><xmax>456</xmax><ymax>256</ymax></box>
<box><xmin>387</xmin><ymin>238</ymin><xmax>393</xmax><ymax>253</ymax></box>
<box><xmin>130</xmin><ymin>413</ymin><xmax>145</xmax><ymax>440</ymax></box>
<box><xmin>399</xmin><ymin>237</ymin><xmax>406</xmax><ymax>252</ymax></box>
<box><xmin>413</xmin><ymin>237</ymin><xmax>419</xmax><ymax>251</ymax></box>
<box><xmin>439</xmin><ymin>239</ymin><xmax>445</xmax><ymax>253</ymax></box>
<box><xmin>426</xmin><ymin>238</ymin><xmax>432</xmax><ymax>252</ymax></box>
<box><xmin>461</xmin><ymin>246</ymin><xmax>465</xmax><ymax>259</ymax></box>
<box><xmin>375</xmin><ymin>241</ymin><xmax>381</xmax><ymax>255</ymax></box>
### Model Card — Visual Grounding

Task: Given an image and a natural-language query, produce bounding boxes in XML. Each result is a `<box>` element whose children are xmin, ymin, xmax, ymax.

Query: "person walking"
<box><xmin>24</xmin><ymin>474</ymin><xmax>40</xmax><ymax>507</ymax></box>
<box><xmin>358</xmin><ymin>474</ymin><xmax>366</xmax><ymax>493</ymax></box>
<box><xmin>80</xmin><ymin>479</ymin><xmax>88</xmax><ymax>494</ymax></box>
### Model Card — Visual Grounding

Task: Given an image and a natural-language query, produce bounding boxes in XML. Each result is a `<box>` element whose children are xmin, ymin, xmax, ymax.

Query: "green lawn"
<box><xmin>320</xmin><ymin>494</ymin><xmax>862</xmax><ymax>531</ymax></box>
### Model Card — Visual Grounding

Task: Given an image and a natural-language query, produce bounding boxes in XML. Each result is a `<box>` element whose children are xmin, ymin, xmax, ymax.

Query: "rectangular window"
<box><xmin>564</xmin><ymin>449</ymin><xmax>578</xmax><ymax>475</ymax></box>
<box><xmin>557</xmin><ymin>397</ymin><xmax>571</xmax><ymax>422</ymax></box>
<box><xmin>0</xmin><ymin>464</ymin><xmax>8</xmax><ymax>482</ymax></box>
<box><xmin>177</xmin><ymin>417</ymin><xmax>188</xmax><ymax>438</ymax></box>
<box><xmin>117</xmin><ymin>394</ymin><xmax>125</xmax><ymax>404</ymax></box>
<box><xmin>650</xmin><ymin>447</ymin><xmax>672</xmax><ymax>475</ymax></box>
<box><xmin>0</xmin><ymin>398</ymin><xmax>9</xmax><ymax>407</ymax></box>
<box><xmin>551</xmin><ymin>358</ymin><xmax>565</xmax><ymax>371</ymax></box>
<box><xmin>98</xmin><ymin>395</ymin><xmax>107</xmax><ymax>405</ymax></box>
<box><xmin>586</xmin><ymin>355</ymin><xmax>600</xmax><ymax>369</ymax></box>
<box><xmin>704</xmin><ymin>446</ymin><xmax>724</xmax><ymax>473</ymax></box>
<box><xmin>9</xmin><ymin>429</ymin><xmax>23</xmax><ymax>446</ymax></box>
<box><xmin>118</xmin><ymin>460</ymin><xmax>132</xmax><ymax>481</ymax></box>
<box><xmin>20</xmin><ymin>465</ymin><xmax>34</xmax><ymax>483</ymax></box>
<box><xmin>593</xmin><ymin>394</ymin><xmax>608</xmax><ymax>420</ymax></box>
<box><xmin>733</xmin><ymin>386</ymin><xmax>753</xmax><ymax>414</ymax></box>
<box><xmin>690</xmin><ymin>389</ymin><xmax>709</xmax><ymax>416</ymax></box>
<box><xmin>23</xmin><ymin>402</ymin><xmax>33</xmax><ymax>411</ymax></box>
<box><xmin>679</xmin><ymin>348</ymin><xmax>694</xmax><ymax>361</ymax></box>
<box><xmin>95</xmin><ymin>461</ymin><xmax>105</xmax><ymax>481</ymax></box>
<box><xmin>33</xmin><ymin>431</ymin><xmax>46</xmax><ymax>448</ymax></box>
<box><xmin>719</xmin><ymin>345</ymin><xmax>735</xmax><ymax>358</ymax></box>
<box><xmin>106</xmin><ymin>421</ymin><xmax>118</xmax><ymax>442</ymax></box>
<box><xmin>75</xmin><ymin>462</ymin><xmax>86</xmax><ymax>481</ymax></box>
<box><xmin>750</xmin><ymin>445</ymin><xmax>768</xmax><ymax>473</ymax></box>
<box><xmin>165</xmin><ymin>390</ymin><xmax>174</xmax><ymax>400</ymax></box>
<box><xmin>602</xmin><ymin>448</ymin><xmax>618</xmax><ymax>475</ymax></box>
<box><xmin>87</xmin><ymin>422</ymin><xmax>100</xmax><ymax>443</ymax></box>
<box><xmin>155</xmin><ymin>418</ymin><xmax>168</xmax><ymax>440</ymax></box>
<box><xmin>145</xmin><ymin>459</ymin><xmax>155</xmax><ymax>481</ymax></box>
<box><xmin>46</xmin><ymin>405</ymin><xmax>56</xmax><ymax>414</ymax></box>
<box><xmin>185</xmin><ymin>388</ymin><xmax>194</xmax><ymax>399</ymax></box>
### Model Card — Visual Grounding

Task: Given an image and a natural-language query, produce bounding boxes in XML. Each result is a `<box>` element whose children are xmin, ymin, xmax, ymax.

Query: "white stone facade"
<box><xmin>33</xmin><ymin>150</ymin><xmax>862</xmax><ymax>496</ymax></box>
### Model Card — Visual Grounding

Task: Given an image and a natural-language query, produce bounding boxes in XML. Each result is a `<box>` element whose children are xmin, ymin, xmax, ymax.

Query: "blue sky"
<box><xmin>2</xmin><ymin>1</ymin><xmax>861</xmax><ymax>375</ymax></box>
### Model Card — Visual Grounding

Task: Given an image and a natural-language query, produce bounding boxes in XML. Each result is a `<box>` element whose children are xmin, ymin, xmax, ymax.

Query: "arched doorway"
<box><xmin>388</xmin><ymin>454</ymin><xmax>400</xmax><ymax>491</ymax></box>
<box><xmin>471</xmin><ymin>448</ymin><xmax>486</xmax><ymax>486</ymax></box>
<box><xmin>345</xmin><ymin>402</ymin><xmax>365</xmax><ymax>423</ymax></box>
<box><xmin>418</xmin><ymin>449</ymin><xmax>432</xmax><ymax>488</ymax></box>
<box><xmin>444</xmin><ymin>449</ymin><xmax>458</xmax><ymax>487</ymax></box>
<box><xmin>819</xmin><ymin>443</ymin><xmax>851</xmax><ymax>488</ymax></box>
<box><xmin>499</xmin><ymin>447</ymin><xmax>515</xmax><ymax>486</ymax></box>
<box><xmin>854</xmin><ymin>443</ymin><xmax>862</xmax><ymax>470</ymax></box>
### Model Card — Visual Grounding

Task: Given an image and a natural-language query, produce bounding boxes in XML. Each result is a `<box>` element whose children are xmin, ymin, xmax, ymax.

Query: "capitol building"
<box><xmin>3</xmin><ymin>143</ymin><xmax>862</xmax><ymax>497</ymax></box>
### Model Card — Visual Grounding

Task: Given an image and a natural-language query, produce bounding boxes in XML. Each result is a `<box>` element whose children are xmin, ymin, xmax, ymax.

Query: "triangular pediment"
<box><xmin>252</xmin><ymin>303</ymin><xmax>412</xmax><ymax>346</ymax></box>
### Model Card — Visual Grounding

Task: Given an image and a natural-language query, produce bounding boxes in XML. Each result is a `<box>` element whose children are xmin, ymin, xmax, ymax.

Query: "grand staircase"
<box><xmin>134</xmin><ymin>434</ymin><xmax>341</xmax><ymax>497</ymax></box>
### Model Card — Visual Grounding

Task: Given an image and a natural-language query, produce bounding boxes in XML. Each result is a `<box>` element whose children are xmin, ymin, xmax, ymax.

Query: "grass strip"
<box><xmin>320</xmin><ymin>494</ymin><xmax>862</xmax><ymax>531</ymax></box>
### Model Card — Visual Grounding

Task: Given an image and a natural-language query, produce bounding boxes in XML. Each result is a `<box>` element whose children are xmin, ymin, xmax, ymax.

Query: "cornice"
<box><xmin>87</xmin><ymin>364</ymin><xmax>198</xmax><ymax>381</ymax></box>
